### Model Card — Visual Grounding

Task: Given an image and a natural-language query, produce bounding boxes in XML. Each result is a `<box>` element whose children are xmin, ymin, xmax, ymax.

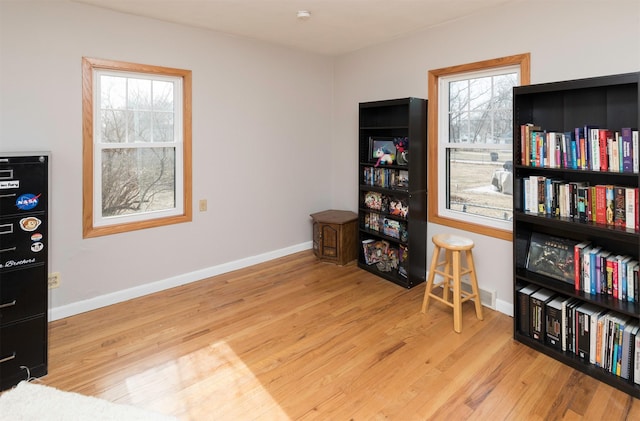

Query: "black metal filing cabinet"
<box><xmin>0</xmin><ymin>153</ymin><xmax>48</xmax><ymax>390</ymax></box>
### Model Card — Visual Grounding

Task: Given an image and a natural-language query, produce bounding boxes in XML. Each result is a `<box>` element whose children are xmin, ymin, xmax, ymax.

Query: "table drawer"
<box><xmin>0</xmin><ymin>265</ymin><xmax>46</xmax><ymax>326</ymax></box>
<box><xmin>0</xmin><ymin>213</ymin><xmax>47</xmax><ymax>271</ymax></box>
<box><xmin>0</xmin><ymin>316</ymin><xmax>47</xmax><ymax>390</ymax></box>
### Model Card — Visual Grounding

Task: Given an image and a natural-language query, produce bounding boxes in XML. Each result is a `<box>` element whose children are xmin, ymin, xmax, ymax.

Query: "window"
<box><xmin>82</xmin><ymin>57</ymin><xmax>192</xmax><ymax>238</ymax></box>
<box><xmin>427</xmin><ymin>54</ymin><xmax>530</xmax><ymax>240</ymax></box>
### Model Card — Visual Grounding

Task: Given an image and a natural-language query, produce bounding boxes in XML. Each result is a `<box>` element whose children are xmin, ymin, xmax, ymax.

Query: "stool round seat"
<box><xmin>421</xmin><ymin>233</ymin><xmax>483</xmax><ymax>333</ymax></box>
<box><xmin>431</xmin><ymin>233</ymin><xmax>474</xmax><ymax>251</ymax></box>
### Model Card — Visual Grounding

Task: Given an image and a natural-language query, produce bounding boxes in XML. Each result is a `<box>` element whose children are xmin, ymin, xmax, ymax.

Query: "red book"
<box><xmin>606</xmin><ymin>256</ymin><xmax>615</xmax><ymax>295</ymax></box>
<box><xmin>599</xmin><ymin>129</ymin><xmax>611</xmax><ymax>171</ymax></box>
<box><xmin>595</xmin><ymin>185</ymin><xmax>607</xmax><ymax>224</ymax></box>
<box><xmin>612</xmin><ymin>258</ymin><xmax>620</xmax><ymax>299</ymax></box>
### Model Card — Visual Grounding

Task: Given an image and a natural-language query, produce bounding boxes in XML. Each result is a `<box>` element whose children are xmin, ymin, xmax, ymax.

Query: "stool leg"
<box><xmin>466</xmin><ymin>249</ymin><xmax>484</xmax><ymax>321</ymax></box>
<box><xmin>452</xmin><ymin>250</ymin><xmax>462</xmax><ymax>333</ymax></box>
<box><xmin>442</xmin><ymin>250</ymin><xmax>452</xmax><ymax>304</ymax></box>
<box><xmin>421</xmin><ymin>245</ymin><xmax>440</xmax><ymax>313</ymax></box>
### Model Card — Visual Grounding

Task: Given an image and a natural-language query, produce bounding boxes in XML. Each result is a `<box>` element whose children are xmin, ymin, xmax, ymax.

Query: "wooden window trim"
<box><xmin>427</xmin><ymin>53</ymin><xmax>530</xmax><ymax>241</ymax></box>
<box><xmin>82</xmin><ymin>57</ymin><xmax>192</xmax><ymax>238</ymax></box>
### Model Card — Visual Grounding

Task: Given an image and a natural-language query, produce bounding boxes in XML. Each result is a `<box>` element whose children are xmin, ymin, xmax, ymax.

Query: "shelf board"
<box><xmin>357</xmin><ymin>261</ymin><xmax>420</xmax><ymax>289</ymax></box>
<box><xmin>515</xmin><ymin>212</ymin><xmax>639</xmax><ymax>243</ymax></box>
<box><xmin>515</xmin><ymin>164</ymin><xmax>640</xmax><ymax>179</ymax></box>
<box><xmin>515</xmin><ymin>268</ymin><xmax>639</xmax><ymax>318</ymax></box>
<box><xmin>514</xmin><ymin>333</ymin><xmax>640</xmax><ymax>398</ymax></box>
<box><xmin>359</xmin><ymin>126</ymin><xmax>410</xmax><ymax>131</ymax></box>
<box><xmin>359</xmin><ymin>227</ymin><xmax>407</xmax><ymax>246</ymax></box>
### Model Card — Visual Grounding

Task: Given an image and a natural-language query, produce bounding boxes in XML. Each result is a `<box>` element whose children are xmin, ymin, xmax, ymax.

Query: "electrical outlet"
<box><xmin>48</xmin><ymin>272</ymin><xmax>60</xmax><ymax>289</ymax></box>
<box><xmin>199</xmin><ymin>199</ymin><xmax>207</xmax><ymax>212</ymax></box>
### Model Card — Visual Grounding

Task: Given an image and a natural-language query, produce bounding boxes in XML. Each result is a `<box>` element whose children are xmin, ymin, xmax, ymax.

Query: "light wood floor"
<box><xmin>41</xmin><ymin>250</ymin><xmax>639</xmax><ymax>420</ymax></box>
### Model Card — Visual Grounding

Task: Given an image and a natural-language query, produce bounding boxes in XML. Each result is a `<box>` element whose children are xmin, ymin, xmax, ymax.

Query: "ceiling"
<box><xmin>73</xmin><ymin>0</ymin><xmax>516</xmax><ymax>56</ymax></box>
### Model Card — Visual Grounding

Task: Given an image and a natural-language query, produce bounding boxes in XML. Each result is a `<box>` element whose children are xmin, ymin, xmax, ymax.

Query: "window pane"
<box><xmin>101</xmin><ymin>76</ymin><xmax>127</xmax><ymax>109</ymax></box>
<box><xmin>101</xmin><ymin>109</ymin><xmax>129</xmax><ymax>143</ymax></box>
<box><xmin>153</xmin><ymin>111</ymin><xmax>174</xmax><ymax>142</ymax></box>
<box><xmin>101</xmin><ymin>147</ymin><xmax>176</xmax><ymax>217</ymax></box>
<box><xmin>128</xmin><ymin>78</ymin><xmax>152</xmax><ymax>110</ymax></box>
<box><xmin>129</xmin><ymin>110</ymin><xmax>152</xmax><ymax>142</ymax></box>
<box><xmin>449</xmin><ymin>72</ymin><xmax>517</xmax><ymax>145</ymax></box>
<box><xmin>447</xmin><ymin>147</ymin><xmax>513</xmax><ymax>221</ymax></box>
<box><xmin>153</xmin><ymin>80</ymin><xmax>174</xmax><ymax>111</ymax></box>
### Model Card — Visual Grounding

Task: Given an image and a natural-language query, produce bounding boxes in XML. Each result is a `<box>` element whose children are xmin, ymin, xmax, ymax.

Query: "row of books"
<box><xmin>520</xmin><ymin>124</ymin><xmax>639</xmax><ymax>173</ymax></box>
<box><xmin>361</xmin><ymin>239</ymin><xmax>408</xmax><ymax>277</ymax></box>
<box><xmin>362</xmin><ymin>166</ymin><xmax>409</xmax><ymax>190</ymax></box>
<box><xmin>518</xmin><ymin>284</ymin><xmax>640</xmax><ymax>384</ymax></box>
<box><xmin>363</xmin><ymin>191</ymin><xmax>409</xmax><ymax>219</ymax></box>
<box><xmin>521</xmin><ymin>176</ymin><xmax>639</xmax><ymax>231</ymax></box>
<box><xmin>525</xmin><ymin>232</ymin><xmax>638</xmax><ymax>302</ymax></box>
<box><xmin>574</xmin><ymin>241</ymin><xmax>638</xmax><ymax>301</ymax></box>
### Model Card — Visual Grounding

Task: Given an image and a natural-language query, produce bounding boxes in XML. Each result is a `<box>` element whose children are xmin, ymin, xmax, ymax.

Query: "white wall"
<box><xmin>2</xmin><ymin>1</ymin><xmax>638</xmax><ymax>321</ymax></box>
<box><xmin>0</xmin><ymin>1</ymin><xmax>335</xmax><ymax>319</ymax></box>
<box><xmin>332</xmin><ymin>1</ymin><xmax>640</xmax><ymax>315</ymax></box>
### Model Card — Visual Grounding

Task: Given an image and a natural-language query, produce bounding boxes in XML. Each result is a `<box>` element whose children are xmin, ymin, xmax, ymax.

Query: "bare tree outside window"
<box><xmin>99</xmin><ymin>75</ymin><xmax>176</xmax><ymax>217</ymax></box>
<box><xmin>444</xmin><ymin>72</ymin><xmax>516</xmax><ymax>222</ymax></box>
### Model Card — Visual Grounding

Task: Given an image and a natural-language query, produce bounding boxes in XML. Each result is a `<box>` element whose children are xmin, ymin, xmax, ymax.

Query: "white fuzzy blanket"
<box><xmin>0</xmin><ymin>381</ymin><xmax>177</xmax><ymax>421</ymax></box>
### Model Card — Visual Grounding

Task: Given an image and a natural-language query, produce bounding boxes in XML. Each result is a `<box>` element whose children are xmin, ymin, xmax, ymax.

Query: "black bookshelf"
<box><xmin>357</xmin><ymin>98</ymin><xmax>427</xmax><ymax>288</ymax></box>
<box><xmin>513</xmin><ymin>72</ymin><xmax>640</xmax><ymax>398</ymax></box>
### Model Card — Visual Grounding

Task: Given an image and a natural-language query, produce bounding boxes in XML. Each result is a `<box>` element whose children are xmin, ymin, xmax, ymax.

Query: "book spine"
<box><xmin>595</xmin><ymin>185</ymin><xmax>607</xmax><ymax>225</ymax></box>
<box><xmin>613</xmin><ymin>258</ymin><xmax>620</xmax><ymax>299</ymax></box>
<box><xmin>570</xmin><ymin>134</ymin><xmax>578</xmax><ymax>169</ymax></box>
<box><xmin>606</xmin><ymin>185</ymin><xmax>615</xmax><ymax>225</ymax></box>
<box><xmin>599</xmin><ymin>129</ymin><xmax>610</xmax><ymax>171</ymax></box>
<box><xmin>521</xmin><ymin>124</ymin><xmax>527</xmax><ymax>166</ymax></box>
<box><xmin>626</xmin><ymin>187</ymin><xmax>637</xmax><ymax>231</ymax></box>
<box><xmin>635</xmin><ymin>334</ymin><xmax>640</xmax><ymax>385</ymax></box>
<box><xmin>590</xmin><ymin>128</ymin><xmax>600</xmax><ymax>171</ymax></box>
<box><xmin>606</xmin><ymin>256</ymin><xmax>615</xmax><ymax>296</ymax></box>
<box><xmin>611</xmin><ymin>134</ymin><xmax>620</xmax><ymax>172</ymax></box>
<box><xmin>621</xmin><ymin>127</ymin><xmax>633</xmax><ymax>173</ymax></box>
<box><xmin>614</xmin><ymin>187</ymin><xmax>626</xmax><ymax>228</ymax></box>
<box><xmin>633</xmin><ymin>130</ymin><xmax>639</xmax><ymax>173</ymax></box>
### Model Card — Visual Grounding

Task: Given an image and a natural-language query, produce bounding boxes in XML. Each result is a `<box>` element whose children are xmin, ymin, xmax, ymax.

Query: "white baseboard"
<box><xmin>49</xmin><ymin>241</ymin><xmax>313</xmax><ymax>321</ymax></box>
<box><xmin>495</xmin><ymin>298</ymin><xmax>513</xmax><ymax>317</ymax></box>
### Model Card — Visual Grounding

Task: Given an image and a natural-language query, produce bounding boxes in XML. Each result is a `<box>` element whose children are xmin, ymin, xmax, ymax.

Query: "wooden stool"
<box><xmin>421</xmin><ymin>233</ymin><xmax>484</xmax><ymax>333</ymax></box>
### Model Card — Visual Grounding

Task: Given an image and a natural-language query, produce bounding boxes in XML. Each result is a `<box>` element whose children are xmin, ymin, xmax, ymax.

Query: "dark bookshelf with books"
<box><xmin>513</xmin><ymin>72</ymin><xmax>640</xmax><ymax>398</ymax></box>
<box><xmin>358</xmin><ymin>98</ymin><xmax>427</xmax><ymax>288</ymax></box>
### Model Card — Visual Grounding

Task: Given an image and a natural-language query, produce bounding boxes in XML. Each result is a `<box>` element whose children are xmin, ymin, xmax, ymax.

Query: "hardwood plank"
<box><xmin>35</xmin><ymin>250</ymin><xmax>640</xmax><ymax>419</ymax></box>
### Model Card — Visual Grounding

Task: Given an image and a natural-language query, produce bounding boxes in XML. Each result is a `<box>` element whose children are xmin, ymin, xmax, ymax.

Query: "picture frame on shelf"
<box><xmin>525</xmin><ymin>232</ymin><xmax>578</xmax><ymax>285</ymax></box>
<box><xmin>369</xmin><ymin>137</ymin><xmax>396</xmax><ymax>165</ymax></box>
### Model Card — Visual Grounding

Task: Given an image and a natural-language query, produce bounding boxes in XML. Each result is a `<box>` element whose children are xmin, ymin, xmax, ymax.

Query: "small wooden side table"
<box><xmin>310</xmin><ymin>210</ymin><xmax>358</xmax><ymax>265</ymax></box>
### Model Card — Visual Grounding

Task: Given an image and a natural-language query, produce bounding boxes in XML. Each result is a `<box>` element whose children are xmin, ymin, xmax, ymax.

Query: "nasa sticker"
<box><xmin>16</xmin><ymin>193</ymin><xmax>41</xmax><ymax>211</ymax></box>
<box><xmin>20</xmin><ymin>217</ymin><xmax>42</xmax><ymax>232</ymax></box>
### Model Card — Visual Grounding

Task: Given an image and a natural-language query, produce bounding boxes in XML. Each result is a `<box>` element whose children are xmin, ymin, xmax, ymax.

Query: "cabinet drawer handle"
<box><xmin>0</xmin><ymin>300</ymin><xmax>17</xmax><ymax>309</ymax></box>
<box><xmin>0</xmin><ymin>246</ymin><xmax>17</xmax><ymax>253</ymax></box>
<box><xmin>0</xmin><ymin>352</ymin><xmax>16</xmax><ymax>364</ymax></box>
<box><xmin>0</xmin><ymin>223</ymin><xmax>14</xmax><ymax>235</ymax></box>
